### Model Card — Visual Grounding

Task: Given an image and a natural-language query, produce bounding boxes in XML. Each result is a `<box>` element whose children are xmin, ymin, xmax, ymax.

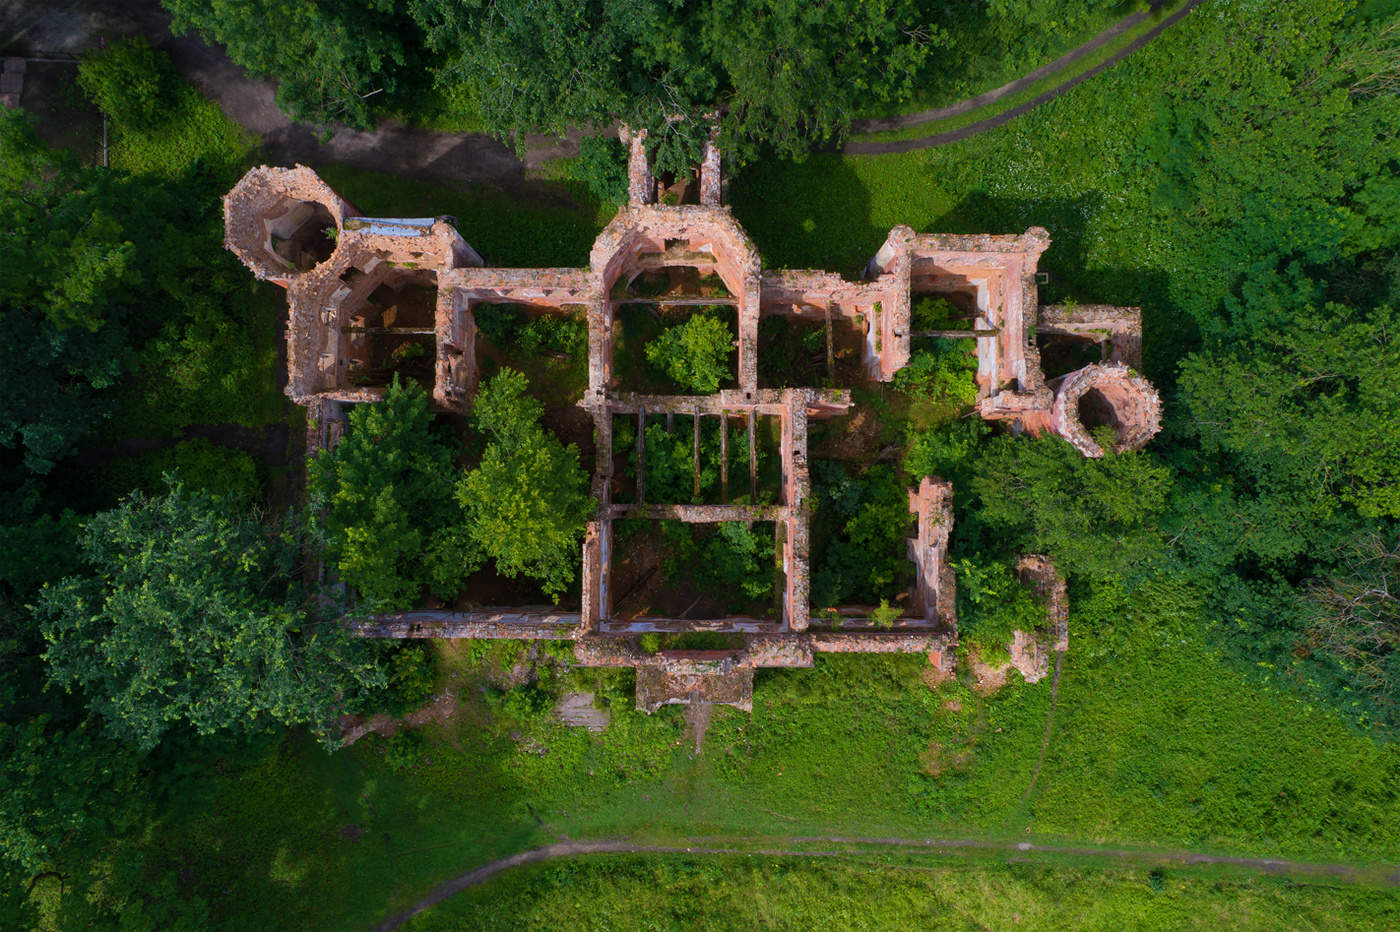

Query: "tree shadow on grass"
<box><xmin>729</xmin><ymin>155</ymin><xmax>882</xmax><ymax>276</ymax></box>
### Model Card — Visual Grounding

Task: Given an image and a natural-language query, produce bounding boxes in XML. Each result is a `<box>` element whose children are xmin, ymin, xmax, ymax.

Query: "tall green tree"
<box><xmin>163</xmin><ymin>0</ymin><xmax>419</xmax><ymax>128</ymax></box>
<box><xmin>1179</xmin><ymin>300</ymin><xmax>1400</xmax><ymax>525</ymax></box>
<box><xmin>38</xmin><ymin>482</ymin><xmax>381</xmax><ymax>751</ymax></box>
<box><xmin>0</xmin><ymin>110</ymin><xmax>268</xmax><ymax>473</ymax></box>
<box><xmin>458</xmin><ymin>369</ymin><xmax>594</xmax><ymax>599</ymax></box>
<box><xmin>412</xmin><ymin>0</ymin><xmax>936</xmax><ymax>164</ymax></box>
<box><xmin>309</xmin><ymin>377</ymin><xmax>475</xmax><ymax>609</ymax></box>
<box><xmin>644</xmin><ymin>313</ymin><xmax>734</xmax><ymax>394</ymax></box>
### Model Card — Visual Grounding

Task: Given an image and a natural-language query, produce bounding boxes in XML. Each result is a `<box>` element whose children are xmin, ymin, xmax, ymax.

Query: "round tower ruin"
<box><xmin>1050</xmin><ymin>362</ymin><xmax>1162</xmax><ymax>456</ymax></box>
<box><xmin>222</xmin><ymin>165</ymin><xmax>356</xmax><ymax>284</ymax></box>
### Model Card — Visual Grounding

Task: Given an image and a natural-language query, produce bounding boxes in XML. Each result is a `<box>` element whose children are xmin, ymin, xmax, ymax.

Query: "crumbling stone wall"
<box><xmin>224</xmin><ymin>165</ymin><xmax>358</xmax><ymax>284</ymax></box>
<box><xmin>351</xmin><ymin>610</ymin><xmax>583</xmax><ymax>639</ymax></box>
<box><xmin>1039</xmin><ymin>304</ymin><xmax>1143</xmax><ymax>368</ymax></box>
<box><xmin>907</xmin><ymin>476</ymin><xmax>957</xmax><ymax>629</ymax></box>
<box><xmin>590</xmin><ymin>206</ymin><xmax>762</xmax><ymax>393</ymax></box>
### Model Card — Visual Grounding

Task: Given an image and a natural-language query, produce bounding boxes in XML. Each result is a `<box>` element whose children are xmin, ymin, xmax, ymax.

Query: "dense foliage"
<box><xmin>810</xmin><ymin>461</ymin><xmax>914</xmax><ymax>608</ymax></box>
<box><xmin>954</xmin><ymin>558</ymin><xmax>1046</xmax><ymax>658</ymax></box>
<box><xmin>38</xmin><ymin>483</ymin><xmax>381</xmax><ymax>751</ymax></box>
<box><xmin>660</xmin><ymin>520</ymin><xmax>777</xmax><ymax>609</ymax></box>
<box><xmin>0</xmin><ymin>111</ymin><xmax>262</xmax><ymax>475</ymax></box>
<box><xmin>309</xmin><ymin>378</ymin><xmax>473</xmax><ymax>610</ymax></box>
<box><xmin>164</xmin><ymin>0</ymin><xmax>421</xmax><ymax>128</ymax></box>
<box><xmin>458</xmin><ymin>369</ymin><xmax>595</xmax><ymax>599</ymax></box>
<box><xmin>644</xmin><ymin>312</ymin><xmax>734</xmax><ymax>394</ymax></box>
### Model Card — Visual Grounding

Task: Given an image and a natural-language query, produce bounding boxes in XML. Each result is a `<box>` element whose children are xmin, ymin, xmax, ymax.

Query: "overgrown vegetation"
<box><xmin>309</xmin><ymin>378</ymin><xmax>471</xmax><ymax>610</ymax></box>
<box><xmin>459</xmin><ymin>369</ymin><xmax>595</xmax><ymax>599</ymax></box>
<box><xmin>403</xmin><ymin>854</ymin><xmax>1400</xmax><ymax>930</ymax></box>
<box><xmin>5</xmin><ymin>0</ymin><xmax>1400</xmax><ymax>926</ymax></box>
<box><xmin>644</xmin><ymin>311</ymin><xmax>735</xmax><ymax>394</ymax></box>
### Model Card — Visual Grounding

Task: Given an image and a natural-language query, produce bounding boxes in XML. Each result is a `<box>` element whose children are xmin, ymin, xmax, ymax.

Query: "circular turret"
<box><xmin>1050</xmin><ymin>363</ymin><xmax>1161</xmax><ymax>456</ymax></box>
<box><xmin>223</xmin><ymin>165</ymin><xmax>355</xmax><ymax>283</ymax></box>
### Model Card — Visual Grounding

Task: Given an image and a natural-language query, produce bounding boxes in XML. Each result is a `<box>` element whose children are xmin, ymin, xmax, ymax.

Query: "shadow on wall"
<box><xmin>938</xmin><ymin>191</ymin><xmax>1195</xmax><ymax>388</ymax></box>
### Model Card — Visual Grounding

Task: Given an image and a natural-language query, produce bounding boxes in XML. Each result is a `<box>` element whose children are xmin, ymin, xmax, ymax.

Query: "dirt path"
<box><xmin>371</xmin><ymin>832</ymin><xmax>1400</xmax><ymax>930</ymax></box>
<box><xmin>4</xmin><ymin>0</ymin><xmax>1200</xmax><ymax>180</ymax></box>
<box><xmin>842</xmin><ymin>0</ymin><xmax>1202</xmax><ymax>155</ymax></box>
<box><xmin>848</xmin><ymin>6</ymin><xmax>1156</xmax><ymax>135</ymax></box>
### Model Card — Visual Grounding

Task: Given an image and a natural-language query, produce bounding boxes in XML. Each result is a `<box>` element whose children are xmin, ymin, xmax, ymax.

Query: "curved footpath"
<box><xmin>842</xmin><ymin>0</ymin><xmax>1203</xmax><ymax>155</ymax></box>
<box><xmin>371</xmin><ymin>833</ymin><xmax>1400</xmax><ymax>931</ymax></box>
<box><xmin>849</xmin><ymin>6</ymin><xmax>1156</xmax><ymax>135</ymax></box>
<box><xmin>5</xmin><ymin>1</ymin><xmax>1199</xmax><ymax>180</ymax></box>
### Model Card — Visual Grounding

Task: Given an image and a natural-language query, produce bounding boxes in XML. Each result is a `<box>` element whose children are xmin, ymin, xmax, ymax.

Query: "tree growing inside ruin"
<box><xmin>459</xmin><ymin>369</ymin><xmax>595</xmax><ymax>599</ymax></box>
<box><xmin>37</xmin><ymin>482</ymin><xmax>382</xmax><ymax>752</ymax></box>
<box><xmin>954</xmin><ymin>558</ymin><xmax>1047</xmax><ymax>660</ymax></box>
<box><xmin>644</xmin><ymin>313</ymin><xmax>734</xmax><ymax>394</ymax></box>
<box><xmin>309</xmin><ymin>378</ymin><xmax>476</xmax><ymax>610</ymax></box>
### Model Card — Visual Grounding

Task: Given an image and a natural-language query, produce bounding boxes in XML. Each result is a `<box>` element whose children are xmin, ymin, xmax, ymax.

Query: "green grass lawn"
<box><xmin>95</xmin><ymin>597</ymin><xmax>1397</xmax><ymax>929</ymax></box>
<box><xmin>403</xmin><ymin>854</ymin><xmax>1400</xmax><ymax>931</ymax></box>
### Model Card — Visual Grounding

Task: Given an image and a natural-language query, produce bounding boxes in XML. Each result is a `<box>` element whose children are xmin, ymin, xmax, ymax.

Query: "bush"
<box><xmin>571</xmin><ymin>136</ymin><xmax>628</xmax><ymax>205</ymax></box>
<box><xmin>77</xmin><ymin>38</ymin><xmax>178</xmax><ymax>133</ymax></box>
<box><xmin>644</xmin><ymin>313</ymin><xmax>734</xmax><ymax>394</ymax></box>
<box><xmin>378</xmin><ymin>644</ymin><xmax>436</xmax><ymax>715</ymax></box>
<box><xmin>910</xmin><ymin>297</ymin><xmax>965</xmax><ymax>331</ymax></box>
<box><xmin>78</xmin><ymin>37</ymin><xmax>251</xmax><ymax>177</ymax></box>
<box><xmin>905</xmin><ymin>419</ymin><xmax>989</xmax><ymax>484</ymax></box>
<box><xmin>892</xmin><ymin>341</ymin><xmax>978</xmax><ymax>407</ymax></box>
<box><xmin>954</xmin><ymin>558</ymin><xmax>1048</xmax><ymax>661</ymax></box>
<box><xmin>517</xmin><ymin>315</ymin><xmax>586</xmax><ymax>358</ymax></box>
<box><xmin>384</xmin><ymin>730</ymin><xmax>425</xmax><ymax>773</ymax></box>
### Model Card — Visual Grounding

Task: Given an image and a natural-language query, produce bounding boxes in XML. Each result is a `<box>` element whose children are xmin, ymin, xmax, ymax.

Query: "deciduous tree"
<box><xmin>38</xmin><ymin>483</ymin><xmax>381</xmax><ymax>751</ymax></box>
<box><xmin>458</xmin><ymin>369</ymin><xmax>594</xmax><ymax>599</ymax></box>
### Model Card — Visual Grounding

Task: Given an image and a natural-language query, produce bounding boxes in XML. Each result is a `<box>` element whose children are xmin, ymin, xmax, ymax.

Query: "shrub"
<box><xmin>954</xmin><ymin>558</ymin><xmax>1047</xmax><ymax>660</ymax></box>
<box><xmin>78</xmin><ymin>38</ymin><xmax>250</xmax><ymax>178</ymax></box>
<box><xmin>384</xmin><ymin>730</ymin><xmax>425</xmax><ymax>773</ymax></box>
<box><xmin>910</xmin><ymin>297</ymin><xmax>965</xmax><ymax>331</ymax></box>
<box><xmin>517</xmin><ymin>314</ymin><xmax>586</xmax><ymax>357</ymax></box>
<box><xmin>473</xmin><ymin>303</ymin><xmax>521</xmax><ymax>345</ymax></box>
<box><xmin>644</xmin><ymin>313</ymin><xmax>734</xmax><ymax>394</ymax></box>
<box><xmin>571</xmin><ymin>136</ymin><xmax>628</xmax><ymax>204</ymax></box>
<box><xmin>379</xmin><ymin>643</ymin><xmax>436</xmax><ymax>715</ymax></box>
<box><xmin>77</xmin><ymin>38</ymin><xmax>178</xmax><ymax>133</ymax></box>
<box><xmin>892</xmin><ymin>341</ymin><xmax>978</xmax><ymax>407</ymax></box>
